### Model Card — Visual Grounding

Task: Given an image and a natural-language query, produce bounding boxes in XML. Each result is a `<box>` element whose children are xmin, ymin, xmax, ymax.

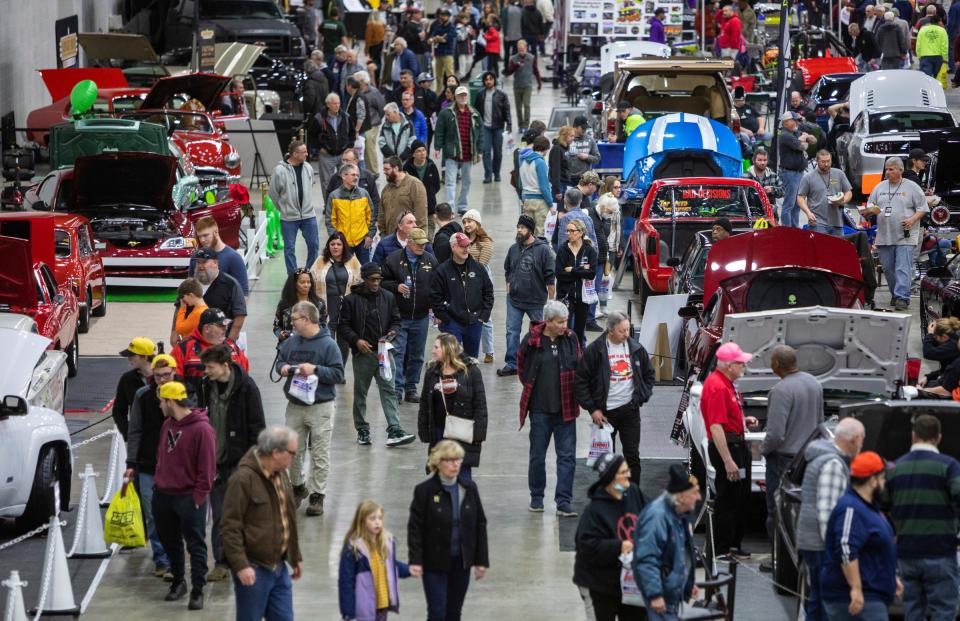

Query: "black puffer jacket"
<box><xmin>338</xmin><ymin>283</ymin><xmax>402</xmax><ymax>351</ymax></box>
<box><xmin>573</xmin><ymin>481</ymin><xmax>647</xmax><ymax>595</ymax></box>
<box><xmin>472</xmin><ymin>88</ymin><xmax>511</xmax><ymax>130</ymax></box>
<box><xmin>418</xmin><ymin>357</ymin><xmax>488</xmax><ymax>467</ymax></box>
<box><xmin>430</xmin><ymin>256</ymin><xmax>494</xmax><ymax>326</ymax></box>
<box><xmin>555</xmin><ymin>242</ymin><xmax>599</xmax><ymax>304</ymax></box>
<box><xmin>576</xmin><ymin>334</ymin><xmax>655</xmax><ymax>413</ymax></box>
<box><xmin>315</xmin><ymin>107</ymin><xmax>352</xmax><ymax>156</ymax></box>
<box><xmin>409</xmin><ymin>473</ymin><xmax>489</xmax><ymax>572</ymax></box>
<box><xmin>196</xmin><ymin>361</ymin><xmax>266</xmax><ymax>475</ymax></box>
<box><xmin>381</xmin><ymin>247</ymin><xmax>439</xmax><ymax>320</ymax></box>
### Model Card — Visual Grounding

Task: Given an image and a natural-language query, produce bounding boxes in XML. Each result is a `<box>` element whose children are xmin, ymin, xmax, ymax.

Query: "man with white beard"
<box><xmin>190</xmin><ymin>248</ymin><xmax>247</xmax><ymax>341</ymax></box>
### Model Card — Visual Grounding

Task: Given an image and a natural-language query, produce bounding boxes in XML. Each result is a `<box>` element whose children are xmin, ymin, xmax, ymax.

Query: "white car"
<box><xmin>836</xmin><ymin>70</ymin><xmax>956</xmax><ymax>196</ymax></box>
<box><xmin>0</xmin><ymin>316</ymin><xmax>72</xmax><ymax>529</ymax></box>
<box><xmin>680</xmin><ymin>305</ymin><xmax>912</xmax><ymax>498</ymax></box>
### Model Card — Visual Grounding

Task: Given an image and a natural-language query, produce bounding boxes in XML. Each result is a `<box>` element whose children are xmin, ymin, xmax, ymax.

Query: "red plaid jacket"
<box><xmin>517</xmin><ymin>321</ymin><xmax>582</xmax><ymax>428</ymax></box>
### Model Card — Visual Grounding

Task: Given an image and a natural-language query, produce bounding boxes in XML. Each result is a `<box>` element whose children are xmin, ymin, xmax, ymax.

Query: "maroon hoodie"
<box><xmin>154</xmin><ymin>408</ymin><xmax>216</xmax><ymax>507</ymax></box>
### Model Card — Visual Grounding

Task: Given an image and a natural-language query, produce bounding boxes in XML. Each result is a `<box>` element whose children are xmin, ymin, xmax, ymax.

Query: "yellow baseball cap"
<box><xmin>158</xmin><ymin>381</ymin><xmax>189</xmax><ymax>401</ymax></box>
<box><xmin>119</xmin><ymin>337</ymin><xmax>156</xmax><ymax>358</ymax></box>
<box><xmin>151</xmin><ymin>354</ymin><xmax>178</xmax><ymax>371</ymax></box>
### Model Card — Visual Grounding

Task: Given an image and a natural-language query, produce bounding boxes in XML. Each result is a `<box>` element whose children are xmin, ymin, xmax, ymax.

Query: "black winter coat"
<box><xmin>404</xmin><ymin>157</ymin><xmax>441</xmax><ymax>215</ymax></box>
<box><xmin>408</xmin><ymin>473</ymin><xmax>489</xmax><ymax>571</ymax></box>
<box><xmin>301</xmin><ymin>70</ymin><xmax>330</xmax><ymax>117</ymax></box>
<box><xmin>548</xmin><ymin>141</ymin><xmax>569</xmax><ymax>201</ymax></box>
<box><xmin>589</xmin><ymin>206</ymin><xmax>610</xmax><ymax>261</ymax></box>
<box><xmin>521</xmin><ymin>5</ymin><xmax>544</xmax><ymax>38</ymax></box>
<box><xmin>576</xmin><ymin>335</ymin><xmax>655</xmax><ymax>413</ymax></box>
<box><xmin>338</xmin><ymin>283</ymin><xmax>402</xmax><ymax>351</ymax></box>
<box><xmin>381</xmin><ymin>247</ymin><xmax>439</xmax><ymax>319</ymax></box>
<box><xmin>573</xmin><ymin>481</ymin><xmax>647</xmax><ymax>595</ymax></box>
<box><xmin>196</xmin><ymin>361</ymin><xmax>267</xmax><ymax>475</ymax></box>
<box><xmin>315</xmin><ymin>108</ymin><xmax>352</xmax><ymax>156</ymax></box>
<box><xmin>472</xmin><ymin>89</ymin><xmax>511</xmax><ymax>130</ymax></box>
<box><xmin>432</xmin><ymin>221</ymin><xmax>463</xmax><ymax>263</ymax></box>
<box><xmin>430</xmin><ymin>256</ymin><xmax>494</xmax><ymax>326</ymax></box>
<box><xmin>113</xmin><ymin>368</ymin><xmax>149</xmax><ymax>440</ymax></box>
<box><xmin>128</xmin><ymin>385</ymin><xmax>164</xmax><ymax>475</ymax></box>
<box><xmin>418</xmin><ymin>357</ymin><xmax>488</xmax><ymax>467</ymax></box>
<box><xmin>556</xmin><ymin>242</ymin><xmax>599</xmax><ymax>304</ymax></box>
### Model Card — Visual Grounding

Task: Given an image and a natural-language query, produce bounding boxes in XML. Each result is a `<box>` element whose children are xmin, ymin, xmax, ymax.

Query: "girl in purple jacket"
<box><xmin>338</xmin><ymin>501</ymin><xmax>411</xmax><ymax>621</ymax></box>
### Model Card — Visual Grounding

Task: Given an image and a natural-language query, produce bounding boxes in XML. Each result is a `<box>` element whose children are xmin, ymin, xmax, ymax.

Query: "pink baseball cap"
<box><xmin>716</xmin><ymin>342</ymin><xmax>753</xmax><ymax>363</ymax></box>
<box><xmin>451</xmin><ymin>232</ymin><xmax>472</xmax><ymax>248</ymax></box>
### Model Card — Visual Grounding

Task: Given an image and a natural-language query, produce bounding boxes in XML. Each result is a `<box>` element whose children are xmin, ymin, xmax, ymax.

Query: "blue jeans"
<box><xmin>528</xmin><ymin>411</ymin><xmax>576</xmax><ymax>507</ymax></box>
<box><xmin>138</xmin><ymin>473</ymin><xmax>169</xmax><ymax>569</ymax></box>
<box><xmin>392</xmin><ymin>316</ymin><xmax>430</xmax><ymax>395</ymax></box>
<box><xmin>809</xmin><ymin>223</ymin><xmax>844</xmax><ymax>237</ymax></box>
<box><xmin>441</xmin><ymin>320</ymin><xmax>483</xmax><ymax>358</ymax></box>
<box><xmin>878</xmin><ymin>244</ymin><xmax>914</xmax><ymax>303</ymax></box>
<box><xmin>647</xmin><ymin>611</ymin><xmax>680</xmax><ymax>621</ymax></box>
<box><xmin>823</xmin><ymin>598</ymin><xmax>889</xmax><ymax>620</ymax></box>
<box><xmin>423</xmin><ymin>557</ymin><xmax>471</xmax><ymax>621</ymax></box>
<box><xmin>443</xmin><ymin>159</ymin><xmax>473</xmax><ymax>213</ymax></box>
<box><xmin>482</xmin><ymin>126</ymin><xmax>503</xmax><ymax>180</ymax></box>
<box><xmin>900</xmin><ymin>557</ymin><xmax>960</xmax><ymax>621</ymax></box>
<box><xmin>764</xmin><ymin>453</ymin><xmax>791</xmax><ymax>540</ymax></box>
<box><xmin>919</xmin><ymin>56</ymin><xmax>943</xmax><ymax>78</ymax></box>
<box><xmin>233</xmin><ymin>562</ymin><xmax>294</xmax><ymax>621</ymax></box>
<box><xmin>587</xmin><ymin>262</ymin><xmax>605</xmax><ymax>321</ymax></box>
<box><xmin>481</xmin><ymin>320</ymin><xmax>494</xmax><ymax>356</ymax></box>
<box><xmin>505</xmin><ymin>298</ymin><xmax>544</xmax><ymax>369</ymax></box>
<box><xmin>280</xmin><ymin>217</ymin><xmax>320</xmax><ymax>275</ymax></box>
<box><xmin>802</xmin><ymin>550</ymin><xmax>826</xmax><ymax>621</ymax></box>
<box><xmin>780</xmin><ymin>169</ymin><xmax>804</xmax><ymax>228</ymax></box>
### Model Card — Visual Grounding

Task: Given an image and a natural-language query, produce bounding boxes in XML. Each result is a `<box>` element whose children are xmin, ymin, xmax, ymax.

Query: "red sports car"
<box><xmin>0</xmin><ymin>212</ymin><xmax>106</xmax><ymax>334</ymax></box>
<box><xmin>679</xmin><ymin>227</ymin><xmax>864</xmax><ymax>373</ymax></box>
<box><xmin>629</xmin><ymin>177</ymin><xmax>776</xmax><ymax>311</ymax></box>
<box><xmin>0</xmin><ymin>234</ymin><xmax>80</xmax><ymax>376</ymax></box>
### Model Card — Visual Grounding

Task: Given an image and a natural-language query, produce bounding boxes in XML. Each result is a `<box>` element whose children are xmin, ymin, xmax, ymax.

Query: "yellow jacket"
<box><xmin>325</xmin><ymin>184</ymin><xmax>375</xmax><ymax>247</ymax></box>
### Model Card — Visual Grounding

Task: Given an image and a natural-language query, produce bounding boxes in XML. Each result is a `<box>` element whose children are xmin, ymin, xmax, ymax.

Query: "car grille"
<box><xmin>106</xmin><ymin>265</ymin><xmax>189</xmax><ymax>278</ymax></box>
<box><xmin>235</xmin><ymin>35</ymin><xmax>290</xmax><ymax>55</ymax></box>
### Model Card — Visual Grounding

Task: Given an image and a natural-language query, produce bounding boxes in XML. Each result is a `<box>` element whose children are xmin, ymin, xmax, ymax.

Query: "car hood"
<box><xmin>849</xmin><ymin>69</ymin><xmax>946</xmax><ymax>123</ymax></box>
<box><xmin>702</xmin><ymin>228</ymin><xmax>862</xmax><ymax>304</ymax></box>
<box><xmin>214</xmin><ymin>42</ymin><xmax>264</xmax><ymax>78</ymax></box>
<box><xmin>73</xmin><ymin>153</ymin><xmax>178</xmax><ymax>212</ymax></box>
<box><xmin>624</xmin><ymin>113</ymin><xmax>742</xmax><ymax>182</ymax></box>
<box><xmin>0</xmin><ymin>327</ymin><xmax>53</xmax><ymax>398</ymax></box>
<box><xmin>77</xmin><ymin>33</ymin><xmax>160</xmax><ymax>63</ymax></box>
<box><xmin>723</xmin><ymin>306</ymin><xmax>910</xmax><ymax>396</ymax></box>
<box><xmin>38</xmin><ymin>68</ymin><xmax>129</xmax><ymax>102</ymax></box>
<box><xmin>839</xmin><ymin>400</ymin><xmax>960</xmax><ymax>462</ymax></box>
<box><xmin>795</xmin><ymin>57</ymin><xmax>857</xmax><ymax>89</ymax></box>
<box><xmin>0</xmin><ymin>236</ymin><xmax>38</xmax><ymax>312</ymax></box>
<box><xmin>49</xmin><ymin>118</ymin><xmax>169</xmax><ymax>169</ymax></box>
<box><xmin>141</xmin><ymin>73</ymin><xmax>231</xmax><ymax>110</ymax></box>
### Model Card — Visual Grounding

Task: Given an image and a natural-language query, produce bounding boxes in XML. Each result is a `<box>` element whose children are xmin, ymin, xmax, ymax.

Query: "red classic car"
<box><xmin>679</xmin><ymin>227</ymin><xmax>864</xmax><ymax>373</ymax></box>
<box><xmin>0</xmin><ymin>212</ymin><xmax>106</xmax><ymax>333</ymax></box>
<box><xmin>0</xmin><ymin>235</ymin><xmax>80</xmax><ymax>377</ymax></box>
<box><xmin>629</xmin><ymin>177</ymin><xmax>776</xmax><ymax>311</ymax></box>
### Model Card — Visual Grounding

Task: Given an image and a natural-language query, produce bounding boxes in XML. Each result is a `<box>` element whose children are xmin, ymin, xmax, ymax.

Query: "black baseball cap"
<box><xmin>198</xmin><ymin>308</ymin><xmax>231</xmax><ymax>328</ymax></box>
<box><xmin>573</xmin><ymin>115</ymin><xmax>590</xmax><ymax>128</ymax></box>
<box><xmin>909</xmin><ymin>148</ymin><xmax>929</xmax><ymax>161</ymax></box>
<box><xmin>194</xmin><ymin>247</ymin><xmax>218</xmax><ymax>261</ymax></box>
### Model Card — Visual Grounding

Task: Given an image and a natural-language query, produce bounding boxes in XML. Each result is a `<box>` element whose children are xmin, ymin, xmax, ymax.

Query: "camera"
<box><xmin>289</xmin><ymin>365</ymin><xmax>300</xmax><ymax>375</ymax></box>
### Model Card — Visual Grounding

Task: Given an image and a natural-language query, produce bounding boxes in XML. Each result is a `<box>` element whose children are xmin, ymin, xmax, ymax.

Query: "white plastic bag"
<box><xmin>619</xmin><ymin>551</ymin><xmax>646</xmax><ymax>607</ymax></box>
<box><xmin>544</xmin><ymin>210</ymin><xmax>558</xmax><ymax>240</ymax></box>
<box><xmin>598</xmin><ymin>273</ymin><xmax>611</xmax><ymax>302</ymax></box>
<box><xmin>289</xmin><ymin>373</ymin><xmax>319</xmax><ymax>405</ymax></box>
<box><xmin>504</xmin><ymin>130</ymin><xmax>516</xmax><ymax>151</ymax></box>
<box><xmin>353</xmin><ymin>136</ymin><xmax>365</xmax><ymax>163</ymax></box>
<box><xmin>378</xmin><ymin>338</ymin><xmax>395</xmax><ymax>381</ymax></box>
<box><xmin>582</xmin><ymin>278</ymin><xmax>600</xmax><ymax>305</ymax></box>
<box><xmin>586</xmin><ymin>423</ymin><xmax>614</xmax><ymax>466</ymax></box>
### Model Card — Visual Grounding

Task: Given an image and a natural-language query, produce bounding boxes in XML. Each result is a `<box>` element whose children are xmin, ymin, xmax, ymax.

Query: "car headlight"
<box><xmin>159</xmin><ymin>237</ymin><xmax>197</xmax><ymax>250</ymax></box>
<box><xmin>224</xmin><ymin>152</ymin><xmax>241</xmax><ymax>169</ymax></box>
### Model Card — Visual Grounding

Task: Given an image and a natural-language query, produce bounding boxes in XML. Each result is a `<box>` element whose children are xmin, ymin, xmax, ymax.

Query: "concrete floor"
<box><xmin>31</xmin><ymin>66</ymin><xmax>944</xmax><ymax>620</ymax></box>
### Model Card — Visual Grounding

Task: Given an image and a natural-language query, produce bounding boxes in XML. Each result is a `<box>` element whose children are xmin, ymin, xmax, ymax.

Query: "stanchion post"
<box><xmin>69</xmin><ymin>464</ymin><xmax>109</xmax><ymax>559</ymax></box>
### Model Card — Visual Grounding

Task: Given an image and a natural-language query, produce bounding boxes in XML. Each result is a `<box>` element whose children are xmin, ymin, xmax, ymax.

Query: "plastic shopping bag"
<box><xmin>544</xmin><ymin>209</ymin><xmax>558</xmax><ymax>240</ymax></box>
<box><xmin>504</xmin><ymin>130</ymin><xmax>516</xmax><ymax>151</ymax></box>
<box><xmin>598</xmin><ymin>272</ymin><xmax>611</xmax><ymax>302</ymax></box>
<box><xmin>586</xmin><ymin>423</ymin><xmax>614</xmax><ymax>467</ymax></box>
<box><xmin>104</xmin><ymin>482</ymin><xmax>146</xmax><ymax>548</ymax></box>
<box><xmin>378</xmin><ymin>338</ymin><xmax>395</xmax><ymax>381</ymax></box>
<box><xmin>582</xmin><ymin>278</ymin><xmax>600</xmax><ymax>305</ymax></box>
<box><xmin>619</xmin><ymin>552</ymin><xmax>646</xmax><ymax>607</ymax></box>
<box><xmin>353</xmin><ymin>136</ymin><xmax>365</xmax><ymax>163</ymax></box>
<box><xmin>289</xmin><ymin>373</ymin><xmax>319</xmax><ymax>404</ymax></box>
<box><xmin>938</xmin><ymin>63</ymin><xmax>950</xmax><ymax>90</ymax></box>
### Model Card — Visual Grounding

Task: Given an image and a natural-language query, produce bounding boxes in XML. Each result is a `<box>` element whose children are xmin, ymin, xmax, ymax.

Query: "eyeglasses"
<box><xmin>153</xmin><ymin>372</ymin><xmax>175</xmax><ymax>381</ymax></box>
<box><xmin>565</xmin><ymin>228</ymin><xmax>579</xmax><ymax>233</ymax></box>
<box><xmin>291</xmin><ymin>315</ymin><xmax>306</xmax><ymax>322</ymax></box>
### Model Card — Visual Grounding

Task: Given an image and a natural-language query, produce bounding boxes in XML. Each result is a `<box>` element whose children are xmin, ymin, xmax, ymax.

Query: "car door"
<box><xmin>77</xmin><ymin>224</ymin><xmax>105</xmax><ymax>303</ymax></box>
<box><xmin>38</xmin><ymin>264</ymin><xmax>73</xmax><ymax>350</ymax></box>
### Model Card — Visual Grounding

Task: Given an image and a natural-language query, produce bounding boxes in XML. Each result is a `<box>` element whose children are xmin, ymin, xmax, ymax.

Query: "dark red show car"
<box><xmin>678</xmin><ymin>227</ymin><xmax>864</xmax><ymax>373</ymax></box>
<box><xmin>629</xmin><ymin>177</ymin><xmax>776</xmax><ymax>311</ymax></box>
<box><xmin>0</xmin><ymin>212</ymin><xmax>106</xmax><ymax>334</ymax></box>
<box><xmin>0</xmin><ymin>234</ymin><xmax>80</xmax><ymax>377</ymax></box>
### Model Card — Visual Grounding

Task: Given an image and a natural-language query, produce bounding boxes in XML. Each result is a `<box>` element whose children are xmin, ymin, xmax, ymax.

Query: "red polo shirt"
<box><xmin>700</xmin><ymin>369</ymin><xmax>745</xmax><ymax>437</ymax></box>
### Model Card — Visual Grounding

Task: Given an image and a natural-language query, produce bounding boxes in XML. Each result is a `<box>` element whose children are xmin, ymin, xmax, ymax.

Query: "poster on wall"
<box><xmin>55</xmin><ymin>15</ymin><xmax>80</xmax><ymax>69</ymax></box>
<box><xmin>568</xmin><ymin>0</ymin><xmax>686</xmax><ymax>39</ymax></box>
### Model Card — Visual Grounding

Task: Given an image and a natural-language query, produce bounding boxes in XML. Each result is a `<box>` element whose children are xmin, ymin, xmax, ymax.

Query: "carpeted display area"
<box><xmin>106</xmin><ymin>288</ymin><xmax>178</xmax><ymax>303</ymax></box>
<box><xmin>66</xmin><ymin>356</ymin><xmax>129</xmax><ymax>413</ymax></box>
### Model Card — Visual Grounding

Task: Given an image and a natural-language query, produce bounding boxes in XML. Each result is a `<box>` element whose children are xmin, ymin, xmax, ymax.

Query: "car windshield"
<box><xmin>869</xmin><ymin>111</ymin><xmax>955</xmax><ymax>133</ymax></box>
<box><xmin>123</xmin><ymin>111</ymin><xmax>214</xmax><ymax>133</ymax></box>
<box><xmin>815</xmin><ymin>79</ymin><xmax>854</xmax><ymax>103</ymax></box>
<box><xmin>620</xmin><ymin>72</ymin><xmax>725</xmax><ymax>117</ymax></box>
<box><xmin>199</xmin><ymin>0</ymin><xmax>283</xmax><ymax>18</ymax></box>
<box><xmin>649</xmin><ymin>184</ymin><xmax>763</xmax><ymax>219</ymax></box>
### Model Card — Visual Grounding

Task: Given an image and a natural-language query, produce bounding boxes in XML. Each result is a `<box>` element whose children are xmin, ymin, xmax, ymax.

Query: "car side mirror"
<box><xmin>678</xmin><ymin>305</ymin><xmax>700</xmax><ymax>319</ymax></box>
<box><xmin>0</xmin><ymin>395</ymin><xmax>28</xmax><ymax>416</ymax></box>
<box><xmin>53</xmin><ymin>293</ymin><xmax>65</xmax><ymax>305</ymax></box>
<box><xmin>32</xmin><ymin>200</ymin><xmax>49</xmax><ymax>211</ymax></box>
<box><xmin>666</xmin><ymin>257</ymin><xmax>680</xmax><ymax>267</ymax></box>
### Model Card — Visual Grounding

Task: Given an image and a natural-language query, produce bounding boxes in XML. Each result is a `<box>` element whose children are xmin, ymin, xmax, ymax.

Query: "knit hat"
<box><xmin>410</xmin><ymin>140</ymin><xmax>427</xmax><ymax>154</ymax></box>
<box><xmin>517</xmin><ymin>214</ymin><xmax>536</xmax><ymax>233</ymax></box>
<box><xmin>850</xmin><ymin>451</ymin><xmax>886</xmax><ymax>478</ymax></box>
<box><xmin>461</xmin><ymin>209</ymin><xmax>482</xmax><ymax>224</ymax></box>
<box><xmin>580</xmin><ymin>170</ymin><xmax>601</xmax><ymax>186</ymax></box>
<box><xmin>361</xmin><ymin>262</ymin><xmax>382</xmax><ymax>278</ymax></box>
<box><xmin>713</xmin><ymin>217</ymin><xmax>733</xmax><ymax>234</ymax></box>
<box><xmin>593</xmin><ymin>453</ymin><xmax>625</xmax><ymax>487</ymax></box>
<box><xmin>666</xmin><ymin>463</ymin><xmax>698</xmax><ymax>494</ymax></box>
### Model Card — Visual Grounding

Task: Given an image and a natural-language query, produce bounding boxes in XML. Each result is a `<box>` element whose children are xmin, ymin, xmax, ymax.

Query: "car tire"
<box><xmin>66</xmin><ymin>332</ymin><xmax>79</xmax><ymax>378</ymax></box>
<box><xmin>16</xmin><ymin>446</ymin><xmax>60</xmax><ymax>531</ymax></box>
<box><xmin>639</xmin><ymin>277</ymin><xmax>651</xmax><ymax>315</ymax></box>
<box><xmin>774</xmin><ymin>516</ymin><xmax>799</xmax><ymax>596</ymax></box>
<box><xmin>78</xmin><ymin>288</ymin><xmax>91</xmax><ymax>334</ymax></box>
<box><xmin>91</xmin><ymin>283</ymin><xmax>107</xmax><ymax>318</ymax></box>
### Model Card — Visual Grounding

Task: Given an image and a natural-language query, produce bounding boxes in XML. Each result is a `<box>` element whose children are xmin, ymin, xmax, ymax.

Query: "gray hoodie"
<box><xmin>269</xmin><ymin>160</ymin><xmax>315</xmax><ymax>222</ymax></box>
<box><xmin>504</xmin><ymin>237</ymin><xmax>556</xmax><ymax>310</ymax></box>
<box><xmin>565</xmin><ymin>133</ymin><xmax>601</xmax><ymax>181</ymax></box>
<box><xmin>275</xmin><ymin>327</ymin><xmax>345</xmax><ymax>405</ymax></box>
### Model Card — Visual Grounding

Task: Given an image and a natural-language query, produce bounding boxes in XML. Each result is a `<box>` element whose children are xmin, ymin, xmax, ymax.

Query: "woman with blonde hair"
<box><xmin>556</xmin><ymin>217</ymin><xmax>598</xmax><ymax>346</ymax></box>
<box><xmin>417</xmin><ymin>333</ymin><xmax>488</xmax><ymax>480</ymax></box>
<box><xmin>919</xmin><ymin>317</ymin><xmax>960</xmax><ymax>388</ymax></box>
<box><xmin>461</xmin><ymin>209</ymin><xmax>495</xmax><ymax>363</ymax></box>
<box><xmin>338</xmin><ymin>500</ymin><xmax>411</xmax><ymax>621</ymax></box>
<box><xmin>408</xmin><ymin>440</ymin><xmax>489</xmax><ymax>619</ymax></box>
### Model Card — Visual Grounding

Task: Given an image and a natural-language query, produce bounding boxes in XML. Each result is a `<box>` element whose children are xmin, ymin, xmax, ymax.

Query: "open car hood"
<box><xmin>49</xmin><ymin>118</ymin><xmax>169</xmax><ymax>169</ymax></box>
<box><xmin>73</xmin><ymin>153</ymin><xmax>178</xmax><ymax>212</ymax></box>
<box><xmin>848</xmin><ymin>69</ymin><xmax>946</xmax><ymax>123</ymax></box>
<box><xmin>0</xmin><ymin>327</ymin><xmax>54</xmax><ymax>398</ymax></box>
<box><xmin>141</xmin><ymin>73</ymin><xmax>231</xmax><ymax>110</ymax></box>
<box><xmin>840</xmin><ymin>400</ymin><xmax>960</xmax><ymax>462</ymax></box>
<box><xmin>794</xmin><ymin>57</ymin><xmax>857</xmax><ymax>89</ymax></box>
<box><xmin>0</xmin><ymin>236</ymin><xmax>37</xmax><ymax>311</ymax></box>
<box><xmin>77</xmin><ymin>33</ymin><xmax>160</xmax><ymax>63</ymax></box>
<box><xmin>214</xmin><ymin>42</ymin><xmax>265</xmax><ymax>78</ymax></box>
<box><xmin>38</xmin><ymin>68</ymin><xmax>129</xmax><ymax>102</ymax></box>
<box><xmin>723</xmin><ymin>306</ymin><xmax>910</xmax><ymax>396</ymax></box>
<box><xmin>702</xmin><ymin>228</ymin><xmax>862</xmax><ymax>304</ymax></box>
